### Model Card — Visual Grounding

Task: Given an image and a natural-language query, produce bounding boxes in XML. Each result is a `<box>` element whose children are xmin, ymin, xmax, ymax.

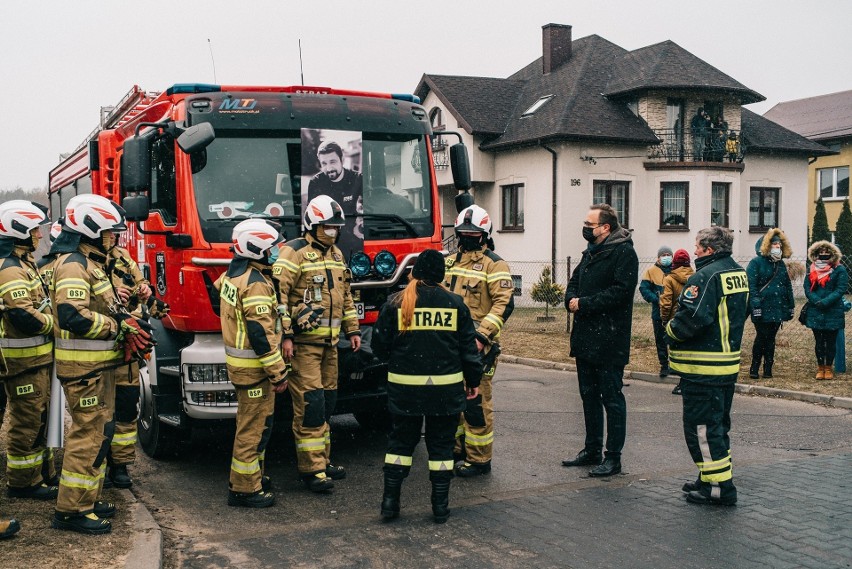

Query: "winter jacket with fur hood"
<box><xmin>746</xmin><ymin>228</ymin><xmax>795</xmax><ymax>323</ymax></box>
<box><xmin>803</xmin><ymin>241</ymin><xmax>848</xmax><ymax>331</ymax></box>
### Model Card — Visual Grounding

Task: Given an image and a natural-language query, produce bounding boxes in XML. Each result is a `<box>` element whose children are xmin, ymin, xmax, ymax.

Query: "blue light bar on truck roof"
<box><xmin>392</xmin><ymin>94</ymin><xmax>421</xmax><ymax>104</ymax></box>
<box><xmin>167</xmin><ymin>83</ymin><xmax>222</xmax><ymax>95</ymax></box>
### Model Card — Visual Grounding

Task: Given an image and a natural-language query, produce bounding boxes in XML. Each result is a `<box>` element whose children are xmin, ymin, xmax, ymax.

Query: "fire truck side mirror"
<box><xmin>123</xmin><ymin>194</ymin><xmax>150</xmax><ymax>222</ymax></box>
<box><xmin>450</xmin><ymin>143</ymin><xmax>471</xmax><ymax>191</ymax></box>
<box><xmin>177</xmin><ymin>122</ymin><xmax>215</xmax><ymax>154</ymax></box>
<box><xmin>121</xmin><ymin>137</ymin><xmax>152</xmax><ymax>193</ymax></box>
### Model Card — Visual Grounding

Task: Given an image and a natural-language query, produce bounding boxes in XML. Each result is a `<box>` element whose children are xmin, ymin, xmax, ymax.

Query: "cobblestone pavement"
<box><xmin>135</xmin><ymin>364</ymin><xmax>852</xmax><ymax>569</ymax></box>
<box><xmin>177</xmin><ymin>454</ymin><xmax>851</xmax><ymax>569</ymax></box>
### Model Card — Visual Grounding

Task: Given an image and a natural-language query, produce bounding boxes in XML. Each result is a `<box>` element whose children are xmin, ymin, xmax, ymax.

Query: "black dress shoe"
<box><xmin>685</xmin><ymin>490</ymin><xmax>736</xmax><ymax>506</ymax></box>
<box><xmin>588</xmin><ymin>457</ymin><xmax>621</xmax><ymax>477</ymax></box>
<box><xmin>561</xmin><ymin>449</ymin><xmax>602</xmax><ymax>467</ymax></box>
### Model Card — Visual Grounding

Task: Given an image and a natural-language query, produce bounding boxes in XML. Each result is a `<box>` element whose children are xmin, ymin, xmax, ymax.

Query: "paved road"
<box><xmin>132</xmin><ymin>363</ymin><xmax>852</xmax><ymax>569</ymax></box>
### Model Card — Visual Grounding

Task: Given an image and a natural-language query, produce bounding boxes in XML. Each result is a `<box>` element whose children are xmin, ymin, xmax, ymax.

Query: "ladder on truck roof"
<box><xmin>74</xmin><ymin>85</ymin><xmax>162</xmax><ymax>152</ymax></box>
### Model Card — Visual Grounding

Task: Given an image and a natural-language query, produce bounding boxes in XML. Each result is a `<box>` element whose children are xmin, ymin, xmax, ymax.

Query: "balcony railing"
<box><xmin>648</xmin><ymin>127</ymin><xmax>745</xmax><ymax>163</ymax></box>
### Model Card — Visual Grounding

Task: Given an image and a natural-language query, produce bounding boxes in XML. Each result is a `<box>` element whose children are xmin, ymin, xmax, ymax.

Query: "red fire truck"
<box><xmin>48</xmin><ymin>84</ymin><xmax>471</xmax><ymax>457</ymax></box>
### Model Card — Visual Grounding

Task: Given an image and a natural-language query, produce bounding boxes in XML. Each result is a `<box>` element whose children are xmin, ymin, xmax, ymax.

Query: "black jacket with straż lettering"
<box><xmin>372</xmin><ymin>284</ymin><xmax>482</xmax><ymax>416</ymax></box>
<box><xmin>665</xmin><ymin>252</ymin><xmax>749</xmax><ymax>385</ymax></box>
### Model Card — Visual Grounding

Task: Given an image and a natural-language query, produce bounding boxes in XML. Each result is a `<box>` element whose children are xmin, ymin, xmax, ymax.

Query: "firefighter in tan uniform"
<box><xmin>445</xmin><ymin>205</ymin><xmax>514</xmax><ymax>477</ymax></box>
<box><xmin>104</xmin><ymin>244</ymin><xmax>168</xmax><ymax>489</ymax></box>
<box><xmin>0</xmin><ymin>201</ymin><xmax>58</xmax><ymax>504</ymax></box>
<box><xmin>50</xmin><ymin>195</ymin><xmax>153</xmax><ymax>535</ymax></box>
<box><xmin>273</xmin><ymin>195</ymin><xmax>361</xmax><ymax>492</ymax></box>
<box><xmin>216</xmin><ymin>219</ymin><xmax>289</xmax><ymax>508</ymax></box>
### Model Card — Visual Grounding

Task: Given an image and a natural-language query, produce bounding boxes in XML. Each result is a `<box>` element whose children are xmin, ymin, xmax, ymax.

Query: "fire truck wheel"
<box><xmin>138</xmin><ymin>377</ymin><xmax>181</xmax><ymax>459</ymax></box>
<box><xmin>353</xmin><ymin>410</ymin><xmax>392</xmax><ymax>432</ymax></box>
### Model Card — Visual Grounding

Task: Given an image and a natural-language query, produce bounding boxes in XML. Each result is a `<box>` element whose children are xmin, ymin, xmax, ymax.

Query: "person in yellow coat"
<box><xmin>273</xmin><ymin>195</ymin><xmax>361</xmax><ymax>492</ymax></box>
<box><xmin>444</xmin><ymin>205</ymin><xmax>514</xmax><ymax>477</ymax></box>
<box><xmin>51</xmin><ymin>195</ymin><xmax>153</xmax><ymax>534</ymax></box>
<box><xmin>0</xmin><ymin>201</ymin><xmax>56</xmax><ymax>504</ymax></box>
<box><xmin>217</xmin><ymin>219</ymin><xmax>289</xmax><ymax>507</ymax></box>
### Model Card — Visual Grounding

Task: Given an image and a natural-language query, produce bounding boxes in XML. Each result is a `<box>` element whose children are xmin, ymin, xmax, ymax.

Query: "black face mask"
<box><xmin>458</xmin><ymin>234</ymin><xmax>484</xmax><ymax>252</ymax></box>
<box><xmin>582</xmin><ymin>226</ymin><xmax>596</xmax><ymax>243</ymax></box>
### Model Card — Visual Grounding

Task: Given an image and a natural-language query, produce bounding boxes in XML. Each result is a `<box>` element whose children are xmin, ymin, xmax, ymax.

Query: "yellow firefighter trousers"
<box><xmin>230</xmin><ymin>379</ymin><xmax>275</xmax><ymax>494</ymax></box>
<box><xmin>3</xmin><ymin>366</ymin><xmax>53</xmax><ymax>489</ymax></box>
<box><xmin>110</xmin><ymin>362</ymin><xmax>140</xmax><ymax>465</ymax></box>
<box><xmin>56</xmin><ymin>368</ymin><xmax>116</xmax><ymax>514</ymax></box>
<box><xmin>456</xmin><ymin>359</ymin><xmax>497</xmax><ymax>464</ymax></box>
<box><xmin>289</xmin><ymin>343</ymin><xmax>337</xmax><ymax>474</ymax></box>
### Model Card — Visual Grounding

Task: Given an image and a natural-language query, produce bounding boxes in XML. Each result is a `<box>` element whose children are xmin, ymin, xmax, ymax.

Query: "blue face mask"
<box><xmin>659</xmin><ymin>256</ymin><xmax>673</xmax><ymax>267</ymax></box>
<box><xmin>268</xmin><ymin>245</ymin><xmax>280</xmax><ymax>264</ymax></box>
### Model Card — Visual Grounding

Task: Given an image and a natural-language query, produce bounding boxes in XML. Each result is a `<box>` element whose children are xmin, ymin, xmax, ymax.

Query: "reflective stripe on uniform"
<box><xmin>486</xmin><ymin>271</ymin><xmax>513</xmax><ymax>283</ymax></box>
<box><xmin>276</xmin><ymin>259</ymin><xmax>300</xmax><ymax>274</ymax></box>
<box><xmin>464</xmin><ymin>430</ymin><xmax>494</xmax><ymax>446</ymax></box>
<box><xmin>384</xmin><ymin>454</ymin><xmax>413</xmax><ymax>466</ymax></box>
<box><xmin>696</xmin><ymin>425</ymin><xmax>733</xmax><ymax>484</ymax></box>
<box><xmin>6</xmin><ymin>451</ymin><xmax>44</xmax><ymax>469</ymax></box>
<box><xmin>54</xmin><ymin>348</ymin><xmax>124</xmax><ymax>362</ymax></box>
<box><xmin>0</xmin><ymin>279</ymin><xmax>30</xmax><ymax>296</ymax></box>
<box><xmin>296</xmin><ymin>437</ymin><xmax>326</xmax><ymax>452</ymax></box>
<box><xmin>387</xmin><ymin>372</ymin><xmax>463</xmax><ymax>386</ymax></box>
<box><xmin>669</xmin><ymin>349</ymin><xmax>741</xmax><ymax>376</ymax></box>
<box><xmin>455</xmin><ymin>425</ymin><xmax>465</xmax><ymax>438</ymax></box>
<box><xmin>0</xmin><ymin>335</ymin><xmax>53</xmax><ymax>359</ymax></box>
<box><xmin>60</xmin><ymin>468</ymin><xmax>101</xmax><ymax>490</ymax></box>
<box><xmin>111</xmin><ymin>431</ymin><xmax>138</xmax><ymax>446</ymax></box>
<box><xmin>483</xmin><ymin>313</ymin><xmax>504</xmax><ymax>331</ymax></box>
<box><xmin>230</xmin><ymin>457</ymin><xmax>261</xmax><ymax>475</ymax></box>
<box><xmin>428</xmin><ymin>460</ymin><xmax>454</xmax><ymax>471</ymax></box>
<box><xmin>445</xmin><ymin>268</ymin><xmax>485</xmax><ymax>281</ymax></box>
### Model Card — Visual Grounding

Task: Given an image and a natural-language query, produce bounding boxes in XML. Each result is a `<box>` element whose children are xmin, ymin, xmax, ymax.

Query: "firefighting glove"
<box><xmin>751</xmin><ymin>307</ymin><xmax>762</xmax><ymax>320</ymax></box>
<box><xmin>292</xmin><ymin>303</ymin><xmax>324</xmax><ymax>334</ymax></box>
<box><xmin>146</xmin><ymin>296</ymin><xmax>171</xmax><ymax>319</ymax></box>
<box><xmin>115</xmin><ymin>316</ymin><xmax>155</xmax><ymax>362</ymax></box>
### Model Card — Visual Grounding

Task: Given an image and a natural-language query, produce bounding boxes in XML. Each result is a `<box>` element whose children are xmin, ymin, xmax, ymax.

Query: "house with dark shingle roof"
<box><xmin>417</xmin><ymin>23</ymin><xmax>831</xmax><ymax>267</ymax></box>
<box><xmin>764</xmin><ymin>90</ymin><xmax>852</xmax><ymax>239</ymax></box>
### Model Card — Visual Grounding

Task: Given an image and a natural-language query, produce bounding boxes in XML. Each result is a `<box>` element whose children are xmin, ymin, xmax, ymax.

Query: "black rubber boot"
<box><xmin>228</xmin><ymin>490</ymin><xmax>275</xmax><ymax>508</ymax></box>
<box><xmin>51</xmin><ymin>511</ymin><xmax>111</xmax><ymax>535</ymax></box>
<box><xmin>763</xmin><ymin>344</ymin><xmax>775</xmax><ymax>378</ymax></box>
<box><xmin>430</xmin><ymin>476</ymin><xmax>451</xmax><ymax>524</ymax></box>
<box><xmin>748</xmin><ymin>357</ymin><xmax>760</xmax><ymax>380</ymax></box>
<box><xmin>109</xmin><ymin>465</ymin><xmax>133</xmax><ymax>489</ymax></box>
<box><xmin>380</xmin><ymin>471</ymin><xmax>404</xmax><ymax>520</ymax></box>
<box><xmin>94</xmin><ymin>501</ymin><xmax>116</xmax><ymax>518</ymax></box>
<box><xmin>8</xmin><ymin>483</ymin><xmax>58</xmax><ymax>500</ymax></box>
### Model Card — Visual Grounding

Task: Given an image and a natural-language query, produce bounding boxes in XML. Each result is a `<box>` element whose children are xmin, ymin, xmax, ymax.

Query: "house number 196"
<box><xmin>570</xmin><ymin>179</ymin><xmax>581</xmax><ymax>186</ymax></box>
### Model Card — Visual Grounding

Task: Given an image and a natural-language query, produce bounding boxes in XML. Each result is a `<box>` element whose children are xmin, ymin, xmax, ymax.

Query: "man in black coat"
<box><xmin>562</xmin><ymin>204</ymin><xmax>639</xmax><ymax>476</ymax></box>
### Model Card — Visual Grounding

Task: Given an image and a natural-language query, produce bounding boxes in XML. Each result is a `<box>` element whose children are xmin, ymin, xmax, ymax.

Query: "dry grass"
<box><xmin>501</xmin><ymin>305</ymin><xmax>852</xmax><ymax>399</ymax></box>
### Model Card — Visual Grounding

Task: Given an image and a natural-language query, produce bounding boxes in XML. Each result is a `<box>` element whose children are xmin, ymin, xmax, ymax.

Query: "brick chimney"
<box><xmin>542</xmin><ymin>23</ymin><xmax>572</xmax><ymax>74</ymax></box>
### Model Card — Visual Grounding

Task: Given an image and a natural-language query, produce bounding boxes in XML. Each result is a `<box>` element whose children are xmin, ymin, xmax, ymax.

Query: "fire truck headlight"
<box><xmin>374</xmin><ymin>250</ymin><xmax>397</xmax><ymax>278</ymax></box>
<box><xmin>350</xmin><ymin>252</ymin><xmax>371</xmax><ymax>278</ymax></box>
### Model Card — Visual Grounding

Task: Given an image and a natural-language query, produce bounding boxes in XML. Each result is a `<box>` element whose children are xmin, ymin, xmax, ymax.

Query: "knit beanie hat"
<box><xmin>657</xmin><ymin>245</ymin><xmax>673</xmax><ymax>257</ymax></box>
<box><xmin>672</xmin><ymin>249</ymin><xmax>691</xmax><ymax>269</ymax></box>
<box><xmin>412</xmin><ymin>249</ymin><xmax>445</xmax><ymax>283</ymax></box>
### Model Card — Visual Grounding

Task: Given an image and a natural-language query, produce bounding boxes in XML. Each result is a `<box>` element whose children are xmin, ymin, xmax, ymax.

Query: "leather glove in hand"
<box><xmin>146</xmin><ymin>296</ymin><xmax>171</xmax><ymax>319</ymax></box>
<box><xmin>115</xmin><ymin>316</ymin><xmax>155</xmax><ymax>361</ymax></box>
<box><xmin>293</xmin><ymin>303</ymin><xmax>324</xmax><ymax>334</ymax></box>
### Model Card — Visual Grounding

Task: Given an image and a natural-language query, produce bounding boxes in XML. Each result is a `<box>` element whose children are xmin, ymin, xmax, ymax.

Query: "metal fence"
<box><xmin>500</xmin><ymin>256</ymin><xmax>851</xmax><ymax>380</ymax></box>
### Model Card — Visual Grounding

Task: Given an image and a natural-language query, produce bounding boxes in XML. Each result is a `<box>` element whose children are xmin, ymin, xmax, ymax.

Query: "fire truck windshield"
<box><xmin>192</xmin><ymin>132</ymin><xmax>434</xmax><ymax>245</ymax></box>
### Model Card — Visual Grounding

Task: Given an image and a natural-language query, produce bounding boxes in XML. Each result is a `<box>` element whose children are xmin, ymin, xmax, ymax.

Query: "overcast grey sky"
<box><xmin>1</xmin><ymin>0</ymin><xmax>850</xmax><ymax>191</ymax></box>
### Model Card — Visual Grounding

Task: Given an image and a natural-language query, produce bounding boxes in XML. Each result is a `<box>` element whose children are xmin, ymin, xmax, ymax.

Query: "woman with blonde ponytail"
<box><xmin>372</xmin><ymin>249</ymin><xmax>482</xmax><ymax>524</ymax></box>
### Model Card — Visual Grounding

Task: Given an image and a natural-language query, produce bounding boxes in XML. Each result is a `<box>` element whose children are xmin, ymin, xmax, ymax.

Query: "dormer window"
<box><xmin>522</xmin><ymin>95</ymin><xmax>554</xmax><ymax>117</ymax></box>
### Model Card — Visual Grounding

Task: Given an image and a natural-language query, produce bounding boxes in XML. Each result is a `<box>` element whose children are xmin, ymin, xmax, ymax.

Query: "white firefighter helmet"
<box><xmin>0</xmin><ymin>200</ymin><xmax>49</xmax><ymax>240</ymax></box>
<box><xmin>232</xmin><ymin>219</ymin><xmax>283</xmax><ymax>260</ymax></box>
<box><xmin>454</xmin><ymin>204</ymin><xmax>492</xmax><ymax>237</ymax></box>
<box><xmin>65</xmin><ymin>195</ymin><xmax>127</xmax><ymax>238</ymax></box>
<box><xmin>303</xmin><ymin>195</ymin><xmax>345</xmax><ymax>231</ymax></box>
